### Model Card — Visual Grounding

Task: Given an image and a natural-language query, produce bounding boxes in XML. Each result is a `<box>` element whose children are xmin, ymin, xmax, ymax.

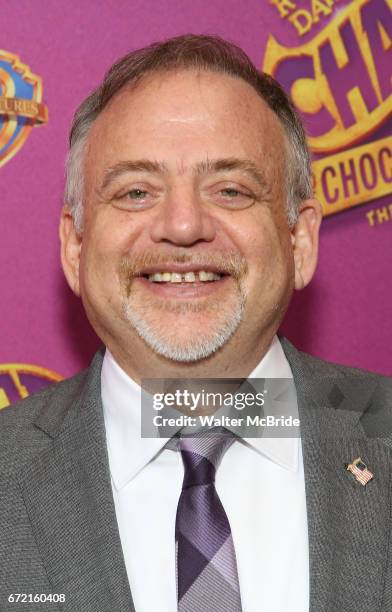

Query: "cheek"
<box><xmin>78</xmin><ymin>228</ymin><xmax>125</xmax><ymax>299</ymax></box>
<box><xmin>239</xmin><ymin>220</ymin><xmax>280</xmax><ymax>263</ymax></box>
<box><xmin>82</xmin><ymin>209</ymin><xmax>144</xmax><ymax>267</ymax></box>
<box><xmin>239</xmin><ymin>220</ymin><xmax>294</xmax><ymax>288</ymax></box>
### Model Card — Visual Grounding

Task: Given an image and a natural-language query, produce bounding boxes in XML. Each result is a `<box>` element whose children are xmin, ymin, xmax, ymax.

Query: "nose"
<box><xmin>149</xmin><ymin>187</ymin><xmax>216</xmax><ymax>246</ymax></box>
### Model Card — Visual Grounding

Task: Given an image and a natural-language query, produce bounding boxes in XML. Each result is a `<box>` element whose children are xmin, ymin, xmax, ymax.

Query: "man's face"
<box><xmin>64</xmin><ymin>70</ymin><xmax>300</xmax><ymax>363</ymax></box>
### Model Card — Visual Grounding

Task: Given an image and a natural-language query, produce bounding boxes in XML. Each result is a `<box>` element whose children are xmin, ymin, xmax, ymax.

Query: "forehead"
<box><xmin>85</xmin><ymin>69</ymin><xmax>286</xmax><ymax>177</ymax></box>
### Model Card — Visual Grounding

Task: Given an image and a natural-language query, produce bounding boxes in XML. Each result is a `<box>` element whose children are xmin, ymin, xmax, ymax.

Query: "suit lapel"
<box><xmin>18</xmin><ymin>352</ymin><xmax>135</xmax><ymax>612</ymax></box>
<box><xmin>282</xmin><ymin>338</ymin><xmax>392</xmax><ymax>611</ymax></box>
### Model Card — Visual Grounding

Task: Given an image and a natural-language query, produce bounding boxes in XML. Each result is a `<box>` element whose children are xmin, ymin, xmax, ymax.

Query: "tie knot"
<box><xmin>178</xmin><ymin>429</ymin><xmax>236</xmax><ymax>488</ymax></box>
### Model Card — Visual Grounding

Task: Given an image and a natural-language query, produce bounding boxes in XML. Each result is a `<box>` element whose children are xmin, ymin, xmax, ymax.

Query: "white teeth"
<box><xmin>199</xmin><ymin>271</ymin><xmax>214</xmax><ymax>281</ymax></box>
<box><xmin>184</xmin><ymin>272</ymin><xmax>196</xmax><ymax>282</ymax></box>
<box><xmin>150</xmin><ymin>273</ymin><xmax>163</xmax><ymax>282</ymax></box>
<box><xmin>147</xmin><ymin>270</ymin><xmax>223</xmax><ymax>282</ymax></box>
<box><xmin>170</xmin><ymin>273</ymin><xmax>182</xmax><ymax>283</ymax></box>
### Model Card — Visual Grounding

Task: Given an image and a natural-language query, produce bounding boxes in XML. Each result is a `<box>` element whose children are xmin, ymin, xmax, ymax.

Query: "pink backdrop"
<box><xmin>1</xmin><ymin>0</ymin><xmax>391</xmax><ymax>385</ymax></box>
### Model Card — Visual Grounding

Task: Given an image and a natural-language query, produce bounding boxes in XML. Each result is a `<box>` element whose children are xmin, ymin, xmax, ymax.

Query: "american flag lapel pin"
<box><xmin>346</xmin><ymin>457</ymin><xmax>374</xmax><ymax>486</ymax></box>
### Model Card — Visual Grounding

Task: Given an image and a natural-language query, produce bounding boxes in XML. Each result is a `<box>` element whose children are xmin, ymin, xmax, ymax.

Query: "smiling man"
<box><xmin>1</xmin><ymin>34</ymin><xmax>392</xmax><ymax>612</ymax></box>
<box><xmin>61</xmin><ymin>55</ymin><xmax>318</xmax><ymax>379</ymax></box>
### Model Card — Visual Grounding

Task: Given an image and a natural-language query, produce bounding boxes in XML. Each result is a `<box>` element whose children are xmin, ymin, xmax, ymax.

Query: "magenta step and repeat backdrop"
<box><xmin>1</xmin><ymin>0</ymin><xmax>391</xmax><ymax>407</ymax></box>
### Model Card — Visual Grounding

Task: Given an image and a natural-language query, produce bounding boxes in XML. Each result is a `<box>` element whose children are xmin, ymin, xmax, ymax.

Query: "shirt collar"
<box><xmin>238</xmin><ymin>335</ymin><xmax>298</xmax><ymax>472</ymax></box>
<box><xmin>101</xmin><ymin>335</ymin><xmax>299</xmax><ymax>491</ymax></box>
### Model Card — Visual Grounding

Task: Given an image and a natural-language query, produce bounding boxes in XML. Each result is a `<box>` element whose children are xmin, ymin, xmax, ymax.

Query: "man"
<box><xmin>1</xmin><ymin>34</ymin><xmax>391</xmax><ymax>612</ymax></box>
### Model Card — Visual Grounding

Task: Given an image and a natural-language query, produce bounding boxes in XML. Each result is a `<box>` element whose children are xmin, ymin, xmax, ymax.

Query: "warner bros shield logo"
<box><xmin>0</xmin><ymin>50</ymin><xmax>48</xmax><ymax>167</ymax></box>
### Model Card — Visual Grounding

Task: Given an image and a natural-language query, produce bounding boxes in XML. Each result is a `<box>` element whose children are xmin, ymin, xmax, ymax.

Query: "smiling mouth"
<box><xmin>144</xmin><ymin>270</ymin><xmax>223</xmax><ymax>283</ymax></box>
<box><xmin>133</xmin><ymin>267</ymin><xmax>231</xmax><ymax>298</ymax></box>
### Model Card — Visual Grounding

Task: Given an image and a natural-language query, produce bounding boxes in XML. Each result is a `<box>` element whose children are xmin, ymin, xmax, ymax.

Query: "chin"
<box><xmin>122</xmin><ymin>298</ymin><xmax>245</xmax><ymax>363</ymax></box>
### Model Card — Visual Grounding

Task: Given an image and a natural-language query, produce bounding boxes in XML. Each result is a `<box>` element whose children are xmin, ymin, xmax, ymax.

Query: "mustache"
<box><xmin>119</xmin><ymin>251</ymin><xmax>248</xmax><ymax>282</ymax></box>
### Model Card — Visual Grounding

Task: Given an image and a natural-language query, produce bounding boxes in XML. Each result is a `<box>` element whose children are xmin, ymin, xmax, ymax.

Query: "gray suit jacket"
<box><xmin>1</xmin><ymin>338</ymin><xmax>392</xmax><ymax>611</ymax></box>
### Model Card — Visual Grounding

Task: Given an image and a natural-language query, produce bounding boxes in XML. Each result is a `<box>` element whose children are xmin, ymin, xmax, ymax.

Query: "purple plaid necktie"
<box><xmin>175</xmin><ymin>431</ymin><xmax>243</xmax><ymax>611</ymax></box>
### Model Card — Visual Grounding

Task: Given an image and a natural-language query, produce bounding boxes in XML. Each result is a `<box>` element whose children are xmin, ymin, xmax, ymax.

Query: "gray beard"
<box><xmin>121</xmin><ymin>292</ymin><xmax>246</xmax><ymax>362</ymax></box>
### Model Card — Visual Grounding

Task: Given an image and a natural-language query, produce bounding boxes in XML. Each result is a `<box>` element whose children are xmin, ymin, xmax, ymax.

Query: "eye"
<box><xmin>126</xmin><ymin>188</ymin><xmax>148</xmax><ymax>200</ymax></box>
<box><xmin>112</xmin><ymin>185</ymin><xmax>158</xmax><ymax>211</ymax></box>
<box><xmin>220</xmin><ymin>188</ymin><xmax>242</xmax><ymax>197</ymax></box>
<box><xmin>211</xmin><ymin>184</ymin><xmax>255</xmax><ymax>210</ymax></box>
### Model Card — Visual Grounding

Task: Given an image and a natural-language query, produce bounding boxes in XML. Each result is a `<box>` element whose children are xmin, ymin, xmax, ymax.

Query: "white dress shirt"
<box><xmin>101</xmin><ymin>336</ymin><xmax>309</xmax><ymax>612</ymax></box>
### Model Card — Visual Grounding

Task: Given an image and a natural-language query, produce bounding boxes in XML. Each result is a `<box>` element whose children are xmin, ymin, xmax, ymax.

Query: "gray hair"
<box><xmin>65</xmin><ymin>34</ymin><xmax>313</xmax><ymax>232</ymax></box>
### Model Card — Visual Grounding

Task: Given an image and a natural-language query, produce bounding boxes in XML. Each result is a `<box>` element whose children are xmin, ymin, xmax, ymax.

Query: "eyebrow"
<box><xmin>100</xmin><ymin>160</ymin><xmax>168</xmax><ymax>191</ymax></box>
<box><xmin>99</xmin><ymin>157</ymin><xmax>268</xmax><ymax>192</ymax></box>
<box><xmin>194</xmin><ymin>158</ymin><xmax>268</xmax><ymax>191</ymax></box>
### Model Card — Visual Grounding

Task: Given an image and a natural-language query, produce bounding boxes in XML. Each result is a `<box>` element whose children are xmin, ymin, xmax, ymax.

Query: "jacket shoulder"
<box><xmin>295</xmin><ymin>349</ymin><xmax>388</xmax><ymax>380</ymax></box>
<box><xmin>280</xmin><ymin>335</ymin><xmax>390</xmax><ymax>381</ymax></box>
<box><xmin>0</xmin><ymin>367</ymin><xmax>90</xmax><ymax>477</ymax></box>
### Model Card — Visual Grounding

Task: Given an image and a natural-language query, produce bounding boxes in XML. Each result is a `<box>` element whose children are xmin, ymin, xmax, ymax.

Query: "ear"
<box><xmin>59</xmin><ymin>205</ymin><xmax>82</xmax><ymax>296</ymax></box>
<box><xmin>291</xmin><ymin>198</ymin><xmax>323</xmax><ymax>290</ymax></box>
